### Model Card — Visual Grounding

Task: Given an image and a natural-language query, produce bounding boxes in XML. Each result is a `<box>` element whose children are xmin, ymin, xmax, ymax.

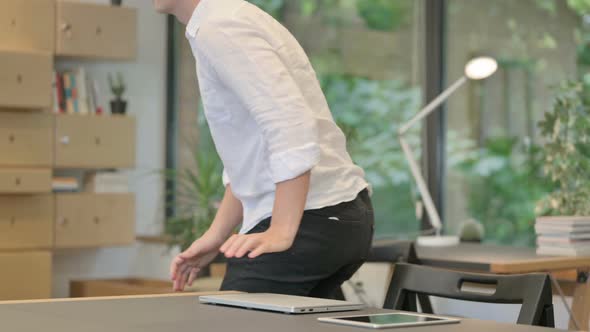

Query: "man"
<box><xmin>156</xmin><ymin>0</ymin><xmax>373</xmax><ymax>298</ymax></box>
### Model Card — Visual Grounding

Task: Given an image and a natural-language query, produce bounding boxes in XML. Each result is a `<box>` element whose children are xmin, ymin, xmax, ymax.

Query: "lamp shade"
<box><xmin>464</xmin><ymin>57</ymin><xmax>498</xmax><ymax>80</ymax></box>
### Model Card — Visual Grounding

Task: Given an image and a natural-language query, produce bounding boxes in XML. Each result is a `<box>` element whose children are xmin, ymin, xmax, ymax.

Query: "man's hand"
<box><xmin>220</xmin><ymin>171</ymin><xmax>311</xmax><ymax>259</ymax></box>
<box><xmin>170</xmin><ymin>232</ymin><xmax>224</xmax><ymax>291</ymax></box>
<box><xmin>220</xmin><ymin>225</ymin><xmax>297</xmax><ymax>259</ymax></box>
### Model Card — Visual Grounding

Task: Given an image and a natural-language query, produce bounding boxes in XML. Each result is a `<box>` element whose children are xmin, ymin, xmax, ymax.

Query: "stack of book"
<box><xmin>52</xmin><ymin>67</ymin><xmax>104</xmax><ymax>115</ymax></box>
<box><xmin>84</xmin><ymin>172</ymin><xmax>129</xmax><ymax>193</ymax></box>
<box><xmin>52</xmin><ymin>177</ymin><xmax>79</xmax><ymax>192</ymax></box>
<box><xmin>535</xmin><ymin>216</ymin><xmax>590</xmax><ymax>256</ymax></box>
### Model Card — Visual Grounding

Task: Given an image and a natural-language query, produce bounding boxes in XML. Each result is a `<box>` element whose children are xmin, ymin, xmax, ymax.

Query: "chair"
<box><xmin>383</xmin><ymin>263</ymin><xmax>555</xmax><ymax>327</ymax></box>
<box><xmin>334</xmin><ymin>240</ymin><xmax>431</xmax><ymax>309</ymax></box>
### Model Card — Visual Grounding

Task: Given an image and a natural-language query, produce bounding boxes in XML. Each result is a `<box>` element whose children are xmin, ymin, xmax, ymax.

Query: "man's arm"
<box><xmin>170</xmin><ymin>184</ymin><xmax>242</xmax><ymax>290</ymax></box>
<box><xmin>207</xmin><ymin>184</ymin><xmax>243</xmax><ymax>244</ymax></box>
<box><xmin>220</xmin><ymin>171</ymin><xmax>310</xmax><ymax>258</ymax></box>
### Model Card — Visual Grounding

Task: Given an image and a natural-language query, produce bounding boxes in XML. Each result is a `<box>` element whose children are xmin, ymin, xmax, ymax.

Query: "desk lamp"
<box><xmin>398</xmin><ymin>57</ymin><xmax>498</xmax><ymax>247</ymax></box>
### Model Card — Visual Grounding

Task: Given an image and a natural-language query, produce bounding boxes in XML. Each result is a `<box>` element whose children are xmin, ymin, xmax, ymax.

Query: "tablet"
<box><xmin>318</xmin><ymin>312</ymin><xmax>461</xmax><ymax>329</ymax></box>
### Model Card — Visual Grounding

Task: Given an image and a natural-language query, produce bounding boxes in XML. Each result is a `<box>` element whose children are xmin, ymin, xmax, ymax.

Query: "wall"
<box><xmin>52</xmin><ymin>0</ymin><xmax>177</xmax><ymax>298</ymax></box>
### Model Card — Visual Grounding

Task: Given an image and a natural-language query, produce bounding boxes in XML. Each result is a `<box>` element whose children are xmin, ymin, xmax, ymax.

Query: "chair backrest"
<box><xmin>367</xmin><ymin>240</ymin><xmax>420</xmax><ymax>264</ymax></box>
<box><xmin>383</xmin><ymin>263</ymin><xmax>554</xmax><ymax>327</ymax></box>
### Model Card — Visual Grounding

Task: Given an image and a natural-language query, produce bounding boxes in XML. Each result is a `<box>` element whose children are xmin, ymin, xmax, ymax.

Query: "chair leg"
<box><xmin>417</xmin><ymin>294</ymin><xmax>434</xmax><ymax>314</ymax></box>
<box><xmin>333</xmin><ymin>287</ymin><xmax>346</xmax><ymax>301</ymax></box>
<box><xmin>538</xmin><ymin>304</ymin><xmax>554</xmax><ymax>328</ymax></box>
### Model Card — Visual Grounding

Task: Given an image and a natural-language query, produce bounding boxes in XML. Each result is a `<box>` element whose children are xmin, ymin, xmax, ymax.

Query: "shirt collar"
<box><xmin>185</xmin><ymin>0</ymin><xmax>212</xmax><ymax>39</ymax></box>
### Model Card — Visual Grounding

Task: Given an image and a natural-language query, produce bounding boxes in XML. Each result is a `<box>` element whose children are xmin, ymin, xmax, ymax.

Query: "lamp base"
<box><xmin>416</xmin><ymin>235</ymin><xmax>460</xmax><ymax>247</ymax></box>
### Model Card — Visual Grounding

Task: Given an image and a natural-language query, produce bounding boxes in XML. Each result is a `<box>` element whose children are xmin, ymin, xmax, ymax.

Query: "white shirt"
<box><xmin>185</xmin><ymin>0</ymin><xmax>369</xmax><ymax>234</ymax></box>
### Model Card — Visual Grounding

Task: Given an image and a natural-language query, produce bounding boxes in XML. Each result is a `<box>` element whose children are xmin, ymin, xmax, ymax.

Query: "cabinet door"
<box><xmin>54</xmin><ymin>115</ymin><xmax>136</xmax><ymax>169</ymax></box>
<box><xmin>0</xmin><ymin>112</ymin><xmax>53</xmax><ymax>167</ymax></box>
<box><xmin>0</xmin><ymin>0</ymin><xmax>55</xmax><ymax>52</ymax></box>
<box><xmin>0</xmin><ymin>51</ymin><xmax>53</xmax><ymax>109</ymax></box>
<box><xmin>0</xmin><ymin>168</ymin><xmax>51</xmax><ymax>193</ymax></box>
<box><xmin>0</xmin><ymin>251</ymin><xmax>52</xmax><ymax>300</ymax></box>
<box><xmin>0</xmin><ymin>195</ymin><xmax>54</xmax><ymax>250</ymax></box>
<box><xmin>56</xmin><ymin>1</ymin><xmax>137</xmax><ymax>59</ymax></box>
<box><xmin>55</xmin><ymin>193</ymin><xmax>135</xmax><ymax>248</ymax></box>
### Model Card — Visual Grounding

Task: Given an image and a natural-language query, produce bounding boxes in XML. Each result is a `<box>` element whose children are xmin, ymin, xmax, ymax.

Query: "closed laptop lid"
<box><xmin>199</xmin><ymin>293</ymin><xmax>365</xmax><ymax>313</ymax></box>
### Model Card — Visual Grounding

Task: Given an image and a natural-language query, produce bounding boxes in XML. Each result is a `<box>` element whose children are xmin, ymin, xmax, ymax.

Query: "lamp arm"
<box><xmin>399</xmin><ymin>76</ymin><xmax>468</xmax><ymax>135</ymax></box>
<box><xmin>399</xmin><ymin>136</ymin><xmax>443</xmax><ymax>234</ymax></box>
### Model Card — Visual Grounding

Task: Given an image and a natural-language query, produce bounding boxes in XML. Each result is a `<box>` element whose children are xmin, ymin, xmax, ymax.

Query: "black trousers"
<box><xmin>220</xmin><ymin>189</ymin><xmax>374</xmax><ymax>299</ymax></box>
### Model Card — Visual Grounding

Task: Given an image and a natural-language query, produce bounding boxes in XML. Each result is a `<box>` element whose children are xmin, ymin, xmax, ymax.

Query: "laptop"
<box><xmin>199</xmin><ymin>293</ymin><xmax>366</xmax><ymax>314</ymax></box>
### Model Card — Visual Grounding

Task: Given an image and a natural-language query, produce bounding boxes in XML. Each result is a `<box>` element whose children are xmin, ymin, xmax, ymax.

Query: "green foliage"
<box><xmin>567</xmin><ymin>0</ymin><xmax>590</xmax><ymax>16</ymax></box>
<box><xmin>317</xmin><ymin>72</ymin><xmax>477</xmax><ymax>237</ymax></box>
<box><xmin>537</xmin><ymin>81</ymin><xmax>590</xmax><ymax>216</ymax></box>
<box><xmin>320</xmin><ymin>74</ymin><xmax>422</xmax><ymax>187</ymax></box>
<box><xmin>318</xmin><ymin>74</ymin><xmax>423</xmax><ymax>235</ymax></box>
<box><xmin>108</xmin><ymin>72</ymin><xmax>125</xmax><ymax>99</ymax></box>
<box><xmin>356</xmin><ymin>0</ymin><xmax>411</xmax><ymax>31</ymax></box>
<box><xmin>247</xmin><ymin>0</ymin><xmax>286</xmax><ymax>19</ymax></box>
<box><xmin>458</xmin><ymin>137</ymin><xmax>554</xmax><ymax>246</ymax></box>
<box><xmin>164</xmin><ymin>111</ymin><xmax>225</xmax><ymax>251</ymax></box>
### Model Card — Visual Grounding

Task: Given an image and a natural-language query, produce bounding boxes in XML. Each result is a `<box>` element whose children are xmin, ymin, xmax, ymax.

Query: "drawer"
<box><xmin>0</xmin><ymin>50</ymin><xmax>53</xmax><ymax>109</ymax></box>
<box><xmin>0</xmin><ymin>251</ymin><xmax>52</xmax><ymax>300</ymax></box>
<box><xmin>0</xmin><ymin>112</ymin><xmax>53</xmax><ymax>167</ymax></box>
<box><xmin>56</xmin><ymin>1</ymin><xmax>137</xmax><ymax>59</ymax></box>
<box><xmin>0</xmin><ymin>168</ymin><xmax>52</xmax><ymax>193</ymax></box>
<box><xmin>0</xmin><ymin>195</ymin><xmax>54</xmax><ymax>250</ymax></box>
<box><xmin>55</xmin><ymin>115</ymin><xmax>136</xmax><ymax>169</ymax></box>
<box><xmin>55</xmin><ymin>193</ymin><xmax>135</xmax><ymax>248</ymax></box>
<box><xmin>0</xmin><ymin>0</ymin><xmax>55</xmax><ymax>52</ymax></box>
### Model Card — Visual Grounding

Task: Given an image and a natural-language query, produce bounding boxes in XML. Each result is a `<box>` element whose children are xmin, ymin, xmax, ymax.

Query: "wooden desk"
<box><xmin>0</xmin><ymin>293</ymin><xmax>561</xmax><ymax>332</ymax></box>
<box><xmin>416</xmin><ymin>243</ymin><xmax>590</xmax><ymax>330</ymax></box>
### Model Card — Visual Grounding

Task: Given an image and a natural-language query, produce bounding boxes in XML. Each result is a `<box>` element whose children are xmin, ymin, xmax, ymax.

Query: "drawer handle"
<box><xmin>93</xmin><ymin>217</ymin><xmax>100</xmax><ymax>225</ymax></box>
<box><xmin>14</xmin><ymin>177</ymin><xmax>21</xmax><ymax>186</ymax></box>
<box><xmin>58</xmin><ymin>217</ymin><xmax>68</xmax><ymax>226</ymax></box>
<box><xmin>10</xmin><ymin>19</ymin><xmax>16</xmax><ymax>27</ymax></box>
<box><xmin>96</xmin><ymin>26</ymin><xmax>102</xmax><ymax>35</ymax></box>
<box><xmin>10</xmin><ymin>217</ymin><xmax>16</xmax><ymax>227</ymax></box>
<box><xmin>61</xmin><ymin>22</ymin><xmax>73</xmax><ymax>38</ymax></box>
<box><xmin>16</xmin><ymin>74</ymin><xmax>23</xmax><ymax>84</ymax></box>
<box><xmin>8</xmin><ymin>134</ymin><xmax>15</xmax><ymax>143</ymax></box>
<box><xmin>95</xmin><ymin>137</ymin><xmax>101</xmax><ymax>145</ymax></box>
<box><xmin>60</xmin><ymin>136</ymin><xmax>70</xmax><ymax>145</ymax></box>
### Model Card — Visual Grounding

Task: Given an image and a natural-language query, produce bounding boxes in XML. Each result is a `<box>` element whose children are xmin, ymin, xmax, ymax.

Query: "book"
<box><xmin>537</xmin><ymin>240</ymin><xmax>590</xmax><ymax>249</ymax></box>
<box><xmin>87</xmin><ymin>73</ymin><xmax>97</xmax><ymax>115</ymax></box>
<box><xmin>536</xmin><ymin>216</ymin><xmax>590</xmax><ymax>224</ymax></box>
<box><xmin>84</xmin><ymin>172</ymin><xmax>129</xmax><ymax>193</ymax></box>
<box><xmin>91</xmin><ymin>78</ymin><xmax>104</xmax><ymax>114</ymax></box>
<box><xmin>535</xmin><ymin>224</ymin><xmax>590</xmax><ymax>234</ymax></box>
<box><xmin>536</xmin><ymin>220</ymin><xmax>590</xmax><ymax>227</ymax></box>
<box><xmin>63</xmin><ymin>72</ymin><xmax>74</xmax><ymax>114</ymax></box>
<box><xmin>537</xmin><ymin>233</ymin><xmax>590</xmax><ymax>240</ymax></box>
<box><xmin>52</xmin><ymin>71</ymin><xmax>59</xmax><ymax>113</ymax></box>
<box><xmin>70</xmin><ymin>72</ymin><xmax>79</xmax><ymax>113</ymax></box>
<box><xmin>536</xmin><ymin>246</ymin><xmax>590</xmax><ymax>257</ymax></box>
<box><xmin>52</xmin><ymin>177</ymin><xmax>79</xmax><ymax>192</ymax></box>
<box><xmin>76</xmin><ymin>68</ymin><xmax>90</xmax><ymax>114</ymax></box>
<box><xmin>56</xmin><ymin>72</ymin><xmax>66</xmax><ymax>113</ymax></box>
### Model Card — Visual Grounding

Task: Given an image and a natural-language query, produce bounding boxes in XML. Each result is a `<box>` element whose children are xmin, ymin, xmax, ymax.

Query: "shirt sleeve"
<box><xmin>222</xmin><ymin>168</ymin><xmax>230</xmax><ymax>187</ymax></box>
<box><xmin>197</xmin><ymin>22</ymin><xmax>320</xmax><ymax>184</ymax></box>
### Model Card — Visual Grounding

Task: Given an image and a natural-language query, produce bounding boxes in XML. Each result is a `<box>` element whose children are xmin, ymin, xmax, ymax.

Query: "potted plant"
<box><xmin>536</xmin><ymin>80</ymin><xmax>590</xmax><ymax>225</ymax></box>
<box><xmin>108</xmin><ymin>73</ymin><xmax>127</xmax><ymax>115</ymax></box>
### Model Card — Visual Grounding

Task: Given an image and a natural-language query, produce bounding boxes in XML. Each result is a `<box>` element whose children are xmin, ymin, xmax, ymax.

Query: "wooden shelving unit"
<box><xmin>0</xmin><ymin>0</ymin><xmax>138</xmax><ymax>301</ymax></box>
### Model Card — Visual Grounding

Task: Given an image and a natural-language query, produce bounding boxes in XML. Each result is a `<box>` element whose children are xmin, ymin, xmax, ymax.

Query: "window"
<box><xmin>444</xmin><ymin>0</ymin><xmax>584</xmax><ymax>245</ymax></box>
<box><xmin>250</xmin><ymin>0</ymin><xmax>426</xmax><ymax>237</ymax></box>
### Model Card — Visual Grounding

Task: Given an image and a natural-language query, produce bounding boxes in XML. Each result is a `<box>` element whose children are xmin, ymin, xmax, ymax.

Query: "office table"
<box><xmin>0</xmin><ymin>293</ymin><xmax>562</xmax><ymax>332</ymax></box>
<box><xmin>416</xmin><ymin>243</ymin><xmax>590</xmax><ymax>330</ymax></box>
